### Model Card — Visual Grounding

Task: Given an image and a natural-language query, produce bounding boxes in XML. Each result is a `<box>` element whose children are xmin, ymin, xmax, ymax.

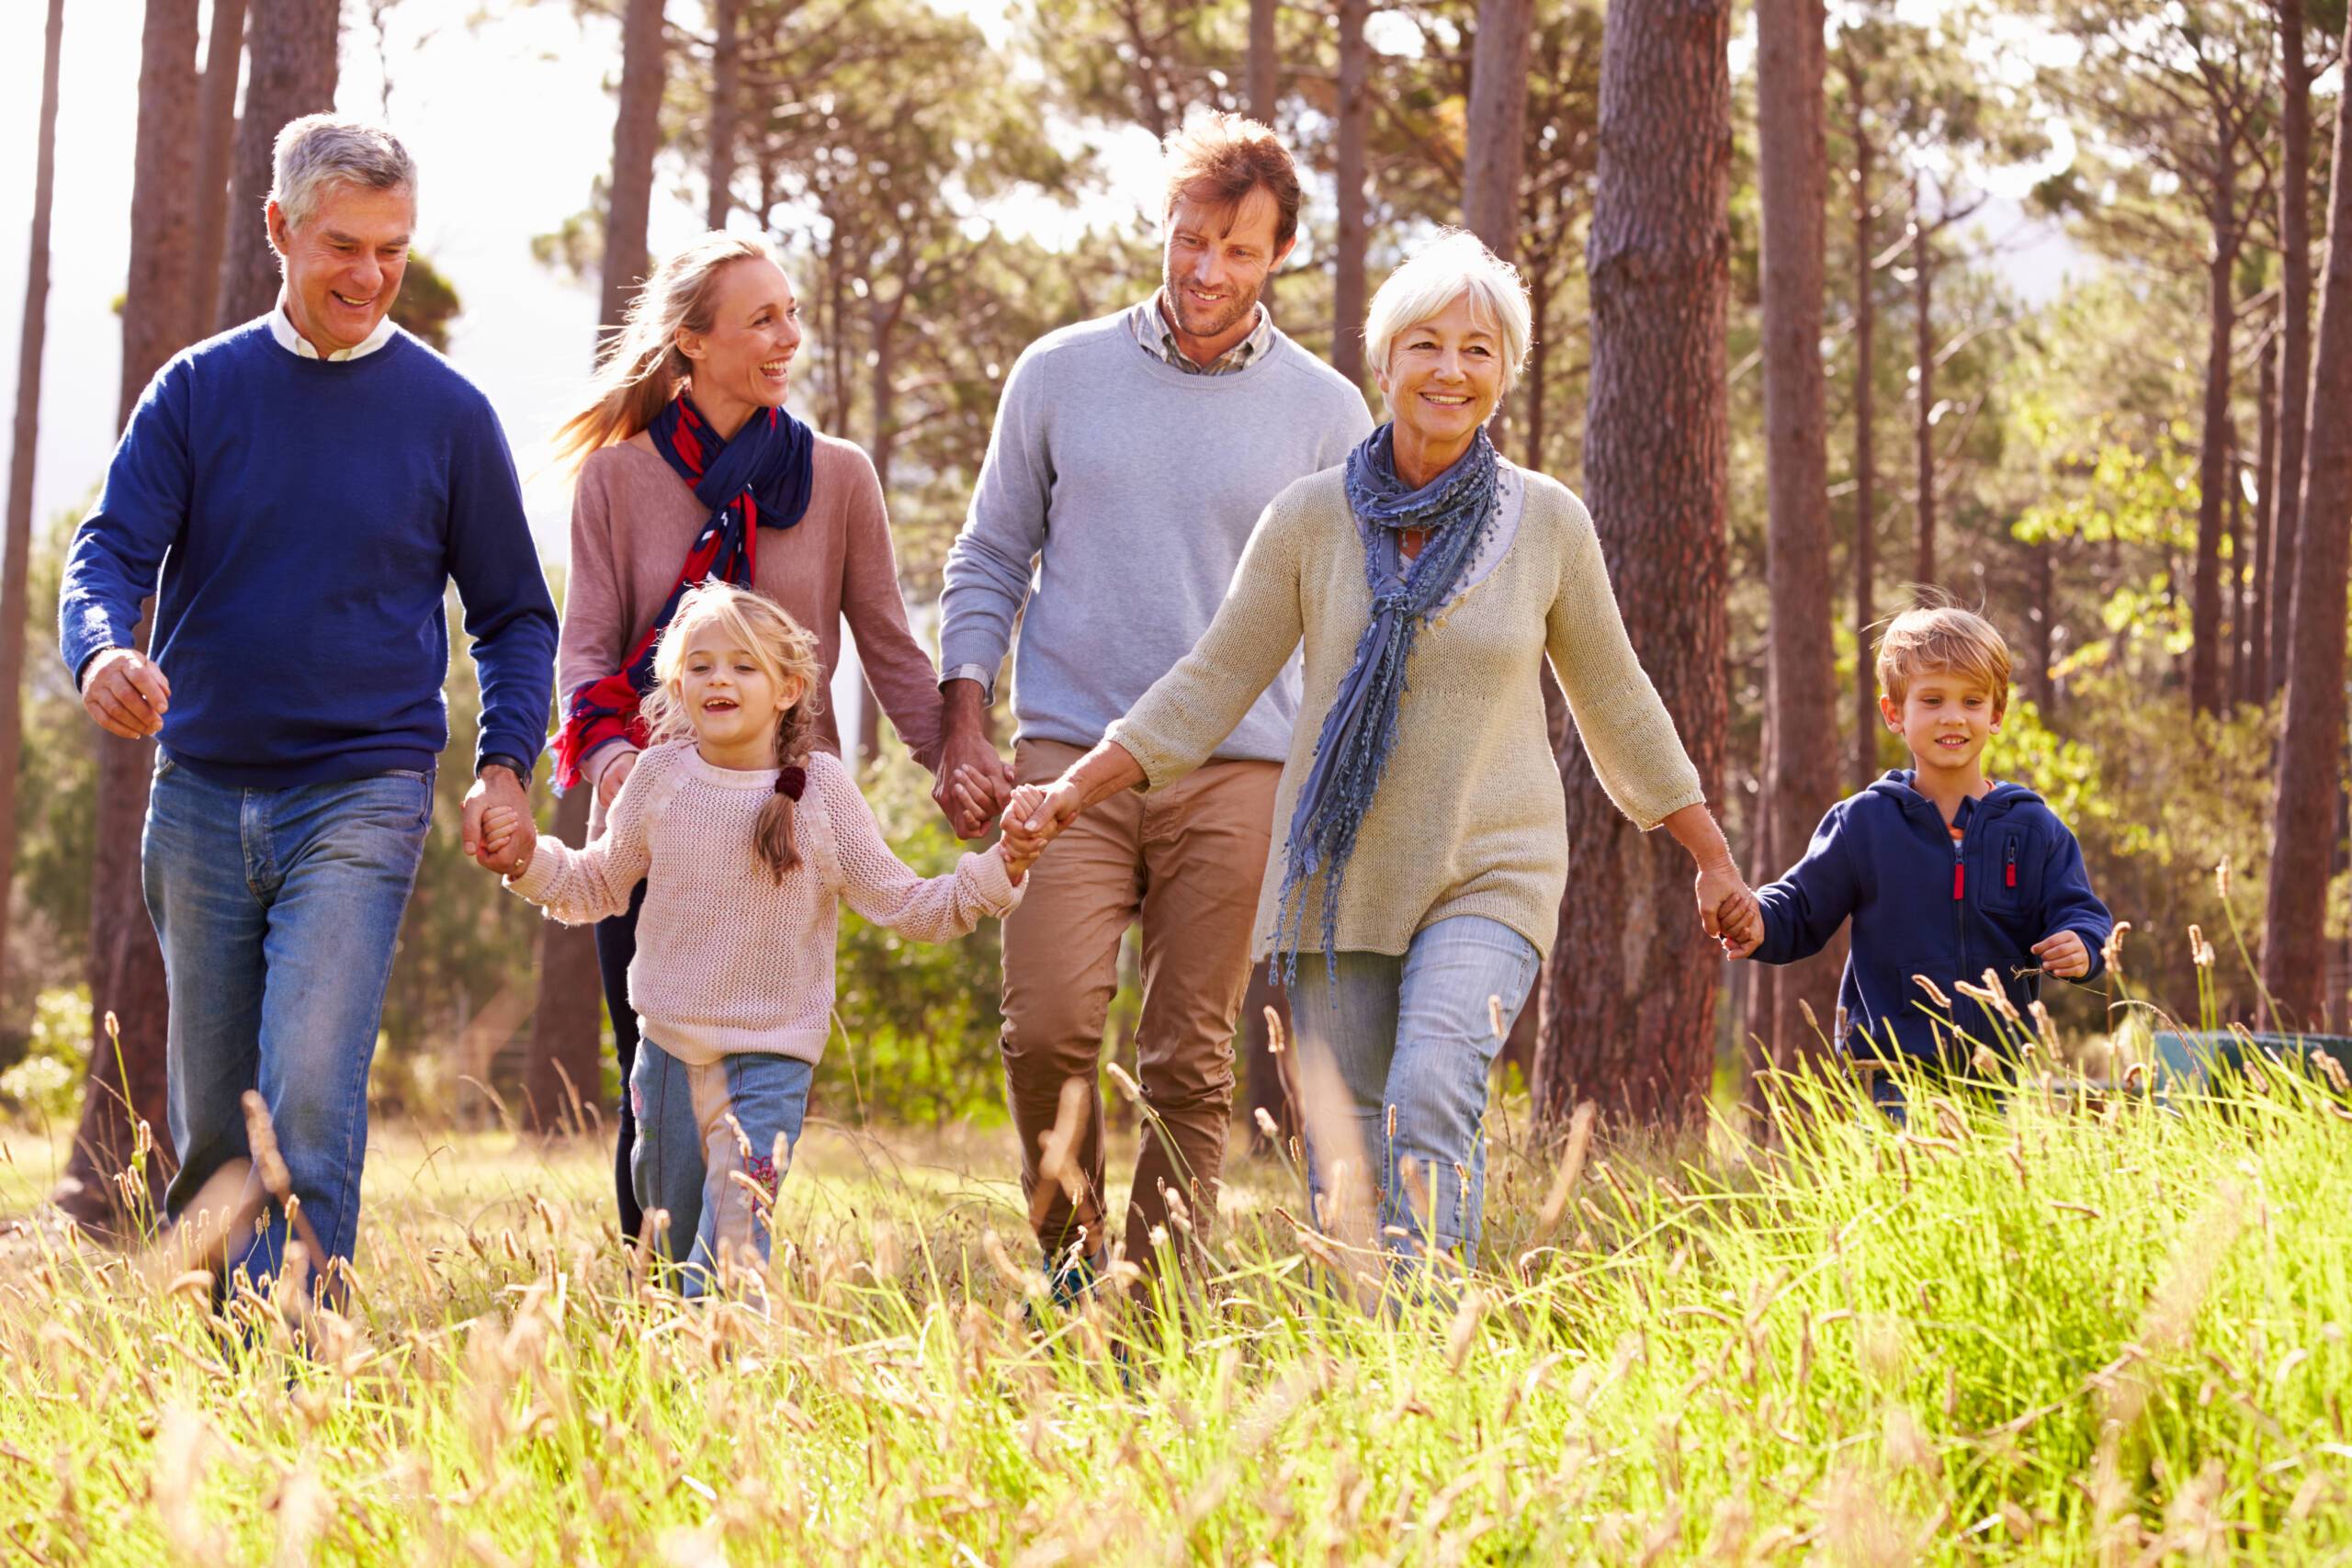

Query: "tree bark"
<box><xmin>600</xmin><ymin>0</ymin><xmax>667</xmax><ymax>344</ymax></box>
<box><xmin>63</xmin><ymin>0</ymin><xmax>203</xmax><ymax>1230</ymax></box>
<box><xmin>2224</xmin><ymin>418</ymin><xmax>2245</xmax><ymax>707</ymax></box>
<box><xmin>187</xmin><ymin>0</ymin><xmax>243</xmax><ymax>342</ymax></box>
<box><xmin>1248</xmin><ymin>0</ymin><xmax>1278</xmax><ymax>125</ymax></box>
<box><xmin>1849</xmin><ymin>60</ymin><xmax>1879</xmax><ymax>790</ymax></box>
<box><xmin>1331</xmin><ymin>0</ymin><xmax>1370</xmax><ymax>387</ymax></box>
<box><xmin>706</xmin><ymin>0</ymin><xmax>740</xmax><ymax>228</ymax></box>
<box><xmin>2249</xmin><ymin>342</ymin><xmax>2275</xmax><ymax>705</ymax></box>
<box><xmin>2262</xmin><ymin>14</ymin><xmax>2352</xmax><ymax>1030</ymax></box>
<box><xmin>524</xmin><ymin>788</ymin><xmax>602</xmax><ymax>1134</ymax></box>
<box><xmin>2189</xmin><ymin>133</ymin><xmax>2239</xmax><ymax>719</ymax></box>
<box><xmin>1463</xmin><ymin>0</ymin><xmax>1535</xmax><ymax>265</ymax></box>
<box><xmin>1910</xmin><ymin>170</ymin><xmax>1935</xmax><ymax>590</ymax></box>
<box><xmin>1533</xmin><ymin>0</ymin><xmax>1730</xmax><ymax>1129</ymax></box>
<box><xmin>2267</xmin><ymin>0</ymin><xmax>2313</xmax><ymax>700</ymax></box>
<box><xmin>0</xmin><ymin>0</ymin><xmax>66</xmax><ymax>1021</ymax></box>
<box><xmin>1748</xmin><ymin>0</ymin><xmax>1840</xmax><ymax>1095</ymax></box>
<box><xmin>216</xmin><ymin>0</ymin><xmax>340</xmax><ymax>332</ymax></box>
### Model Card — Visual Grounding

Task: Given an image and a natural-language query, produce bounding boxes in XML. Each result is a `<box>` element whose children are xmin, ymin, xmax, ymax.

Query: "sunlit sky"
<box><xmin>0</xmin><ymin>0</ymin><xmax>2093</xmax><ymax>573</ymax></box>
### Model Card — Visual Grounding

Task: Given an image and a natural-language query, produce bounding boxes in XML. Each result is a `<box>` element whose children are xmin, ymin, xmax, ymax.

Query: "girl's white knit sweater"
<box><xmin>507</xmin><ymin>741</ymin><xmax>1022</xmax><ymax>1065</ymax></box>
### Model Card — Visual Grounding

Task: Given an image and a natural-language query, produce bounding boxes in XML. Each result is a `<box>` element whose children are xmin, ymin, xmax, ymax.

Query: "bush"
<box><xmin>2</xmin><ymin>987</ymin><xmax>89</xmax><ymax>1122</ymax></box>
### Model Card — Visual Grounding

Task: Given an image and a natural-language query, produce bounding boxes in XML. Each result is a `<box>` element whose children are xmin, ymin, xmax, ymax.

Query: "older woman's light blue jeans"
<box><xmin>1290</xmin><ymin>915</ymin><xmax>1540</xmax><ymax>1273</ymax></box>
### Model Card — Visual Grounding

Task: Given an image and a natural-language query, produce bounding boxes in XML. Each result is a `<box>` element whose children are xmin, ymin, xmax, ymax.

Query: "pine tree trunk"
<box><xmin>1331</xmin><ymin>0</ymin><xmax>1369</xmax><ymax>387</ymax></box>
<box><xmin>1249</xmin><ymin>0</ymin><xmax>1277</xmax><ymax>122</ymax></box>
<box><xmin>706</xmin><ymin>0</ymin><xmax>739</xmax><ymax>228</ymax></box>
<box><xmin>187</xmin><ymin>0</ymin><xmax>243</xmax><ymax>343</ymax></box>
<box><xmin>600</xmin><ymin>0</ymin><xmax>667</xmax><ymax>343</ymax></box>
<box><xmin>2190</xmin><ymin>145</ymin><xmax>2239</xmax><ymax>719</ymax></box>
<box><xmin>1463</xmin><ymin>0</ymin><xmax>1534</xmax><ymax>265</ymax></box>
<box><xmin>2249</xmin><ymin>343</ymin><xmax>2275</xmax><ymax>705</ymax></box>
<box><xmin>2268</xmin><ymin>0</ymin><xmax>2313</xmax><ymax>700</ymax></box>
<box><xmin>2224</xmin><ymin>420</ymin><xmax>2244</xmax><ymax>707</ymax></box>
<box><xmin>215</xmin><ymin>0</ymin><xmax>339</xmax><ymax>332</ymax></box>
<box><xmin>1749</xmin><ymin>0</ymin><xmax>1840</xmax><ymax>1093</ymax></box>
<box><xmin>0</xmin><ymin>0</ymin><xmax>66</xmax><ymax>1021</ymax></box>
<box><xmin>1911</xmin><ymin>173</ymin><xmax>1935</xmax><ymax>591</ymax></box>
<box><xmin>1532</xmin><ymin>0</ymin><xmax>1730</xmax><ymax>1129</ymax></box>
<box><xmin>1849</xmin><ymin>63</ymin><xmax>1879</xmax><ymax>790</ymax></box>
<box><xmin>524</xmin><ymin>788</ymin><xmax>602</xmax><ymax>1134</ymax></box>
<box><xmin>2262</xmin><ymin>14</ymin><xmax>2352</xmax><ymax>1029</ymax></box>
<box><xmin>62</xmin><ymin>0</ymin><xmax>202</xmax><ymax>1231</ymax></box>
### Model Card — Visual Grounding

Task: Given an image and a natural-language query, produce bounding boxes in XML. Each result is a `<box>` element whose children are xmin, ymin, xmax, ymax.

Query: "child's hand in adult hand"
<box><xmin>2031</xmin><ymin>929</ymin><xmax>2090</xmax><ymax>979</ymax></box>
<box><xmin>478</xmin><ymin>805</ymin><xmax>534</xmax><ymax>877</ymax></box>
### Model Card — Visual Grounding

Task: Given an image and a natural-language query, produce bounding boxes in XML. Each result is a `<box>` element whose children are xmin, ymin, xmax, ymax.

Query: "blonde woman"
<box><xmin>549</xmin><ymin>233</ymin><xmax>952</xmax><ymax>1240</ymax></box>
<box><xmin>481</xmin><ymin>585</ymin><xmax>1028</xmax><ymax>1293</ymax></box>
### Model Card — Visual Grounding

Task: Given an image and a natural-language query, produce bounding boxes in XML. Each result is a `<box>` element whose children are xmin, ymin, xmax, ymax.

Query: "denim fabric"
<box><xmin>595</xmin><ymin>881</ymin><xmax>649</xmax><ymax>1240</ymax></box>
<box><xmin>1290</xmin><ymin>915</ymin><xmax>1539</xmax><ymax>1270</ymax></box>
<box><xmin>145</xmin><ymin>758</ymin><xmax>431</xmax><ymax>1291</ymax></box>
<box><xmin>629</xmin><ymin>1036</ymin><xmax>812</xmax><ymax>1296</ymax></box>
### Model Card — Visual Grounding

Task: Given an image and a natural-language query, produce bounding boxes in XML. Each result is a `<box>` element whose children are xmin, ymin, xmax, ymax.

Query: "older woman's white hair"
<box><xmin>269</xmin><ymin>115</ymin><xmax>417</xmax><ymax>231</ymax></box>
<box><xmin>1362</xmin><ymin>229</ymin><xmax>1532</xmax><ymax>401</ymax></box>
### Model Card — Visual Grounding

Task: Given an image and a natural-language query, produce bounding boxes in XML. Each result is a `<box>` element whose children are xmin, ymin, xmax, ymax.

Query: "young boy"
<box><xmin>1729</xmin><ymin>604</ymin><xmax>2112</xmax><ymax>1095</ymax></box>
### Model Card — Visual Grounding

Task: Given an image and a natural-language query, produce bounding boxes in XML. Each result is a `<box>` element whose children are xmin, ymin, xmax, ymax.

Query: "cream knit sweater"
<box><xmin>507</xmin><ymin>742</ymin><xmax>1022</xmax><ymax>1065</ymax></box>
<box><xmin>1105</xmin><ymin>462</ymin><xmax>1704</xmax><ymax>961</ymax></box>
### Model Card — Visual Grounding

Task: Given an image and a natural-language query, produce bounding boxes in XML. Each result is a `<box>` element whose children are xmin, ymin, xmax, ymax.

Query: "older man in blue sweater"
<box><xmin>59</xmin><ymin>117</ymin><xmax>557</xmax><ymax>1295</ymax></box>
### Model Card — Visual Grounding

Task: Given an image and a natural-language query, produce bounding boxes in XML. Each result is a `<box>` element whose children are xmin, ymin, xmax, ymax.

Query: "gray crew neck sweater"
<box><xmin>938</xmin><ymin>309</ymin><xmax>1372</xmax><ymax>761</ymax></box>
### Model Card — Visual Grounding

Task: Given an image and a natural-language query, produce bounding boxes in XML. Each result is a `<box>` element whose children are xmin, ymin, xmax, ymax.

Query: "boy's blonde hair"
<box><xmin>1874</xmin><ymin>599</ymin><xmax>2013</xmax><ymax>715</ymax></box>
<box><xmin>640</xmin><ymin>583</ymin><xmax>825</xmax><ymax>883</ymax></box>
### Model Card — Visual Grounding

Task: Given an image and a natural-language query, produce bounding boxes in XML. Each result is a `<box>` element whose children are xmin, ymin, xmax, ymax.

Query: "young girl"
<box><xmin>480</xmin><ymin>582</ymin><xmax>1029</xmax><ymax>1294</ymax></box>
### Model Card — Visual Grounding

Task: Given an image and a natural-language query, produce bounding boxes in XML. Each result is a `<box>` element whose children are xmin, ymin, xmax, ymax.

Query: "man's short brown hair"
<box><xmin>1162</xmin><ymin>112</ymin><xmax>1302</xmax><ymax>249</ymax></box>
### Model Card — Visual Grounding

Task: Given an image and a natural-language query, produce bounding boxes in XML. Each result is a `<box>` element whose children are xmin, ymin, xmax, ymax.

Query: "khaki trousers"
<box><xmin>1001</xmin><ymin>738</ymin><xmax>1279</xmax><ymax>1272</ymax></box>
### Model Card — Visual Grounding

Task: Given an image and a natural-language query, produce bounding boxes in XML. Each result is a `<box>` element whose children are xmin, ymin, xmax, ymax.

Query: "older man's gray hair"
<box><xmin>269</xmin><ymin>115</ymin><xmax>417</xmax><ymax>231</ymax></box>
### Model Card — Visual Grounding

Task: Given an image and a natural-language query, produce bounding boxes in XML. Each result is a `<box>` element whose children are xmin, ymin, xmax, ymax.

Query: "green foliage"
<box><xmin>389</xmin><ymin>251</ymin><xmax>464</xmax><ymax>351</ymax></box>
<box><xmin>0</xmin><ymin>987</ymin><xmax>89</xmax><ymax>1122</ymax></box>
<box><xmin>7</xmin><ymin>506</ymin><xmax>99</xmax><ymax>999</ymax></box>
<box><xmin>822</xmin><ymin>748</ymin><xmax>1006</xmax><ymax>1127</ymax></box>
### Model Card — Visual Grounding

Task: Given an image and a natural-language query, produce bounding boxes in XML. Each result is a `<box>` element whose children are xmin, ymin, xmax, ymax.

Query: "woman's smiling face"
<box><xmin>1375</xmin><ymin>291</ymin><xmax>1506</xmax><ymax>452</ymax></box>
<box><xmin>678</xmin><ymin>256</ymin><xmax>804</xmax><ymax>414</ymax></box>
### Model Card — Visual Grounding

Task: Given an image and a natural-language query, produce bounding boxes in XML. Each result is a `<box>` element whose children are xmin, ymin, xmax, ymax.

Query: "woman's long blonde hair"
<box><xmin>551</xmin><ymin>231</ymin><xmax>784</xmax><ymax>468</ymax></box>
<box><xmin>639</xmin><ymin>583</ymin><xmax>826</xmax><ymax>882</ymax></box>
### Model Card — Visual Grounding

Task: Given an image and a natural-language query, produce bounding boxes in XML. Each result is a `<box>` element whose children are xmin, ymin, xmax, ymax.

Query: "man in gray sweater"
<box><xmin>937</xmin><ymin>114</ymin><xmax>1371</xmax><ymax>1295</ymax></box>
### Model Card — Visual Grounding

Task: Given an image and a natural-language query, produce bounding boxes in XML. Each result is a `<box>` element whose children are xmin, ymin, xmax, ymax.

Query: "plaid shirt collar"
<box><xmin>1130</xmin><ymin>291</ymin><xmax>1275</xmax><ymax>375</ymax></box>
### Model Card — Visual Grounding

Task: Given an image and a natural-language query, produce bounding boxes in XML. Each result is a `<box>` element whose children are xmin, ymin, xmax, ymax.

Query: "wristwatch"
<box><xmin>478</xmin><ymin>752</ymin><xmax>532</xmax><ymax>783</ymax></box>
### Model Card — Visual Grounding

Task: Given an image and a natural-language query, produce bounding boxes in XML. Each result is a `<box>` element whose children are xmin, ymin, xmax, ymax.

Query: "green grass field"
<box><xmin>0</xmin><ymin>1053</ymin><xmax>2346</xmax><ymax>1565</ymax></box>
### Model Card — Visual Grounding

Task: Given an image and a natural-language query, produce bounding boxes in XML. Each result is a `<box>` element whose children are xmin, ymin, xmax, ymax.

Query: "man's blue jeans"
<box><xmin>1291</xmin><ymin>915</ymin><xmax>1541</xmax><ymax>1271</ymax></box>
<box><xmin>143</xmin><ymin>757</ymin><xmax>431</xmax><ymax>1291</ymax></box>
<box><xmin>630</xmin><ymin>1036</ymin><xmax>812</xmax><ymax>1297</ymax></box>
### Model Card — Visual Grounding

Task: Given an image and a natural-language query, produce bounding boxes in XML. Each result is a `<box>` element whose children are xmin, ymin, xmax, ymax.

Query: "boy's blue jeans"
<box><xmin>1291</xmin><ymin>916</ymin><xmax>1541</xmax><ymax>1270</ymax></box>
<box><xmin>143</xmin><ymin>758</ymin><xmax>432</xmax><ymax>1292</ymax></box>
<box><xmin>630</xmin><ymin>1037</ymin><xmax>811</xmax><ymax>1296</ymax></box>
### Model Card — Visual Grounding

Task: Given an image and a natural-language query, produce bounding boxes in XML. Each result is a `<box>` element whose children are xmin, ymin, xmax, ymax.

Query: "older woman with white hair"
<box><xmin>1010</xmin><ymin>231</ymin><xmax>1757</xmax><ymax>1276</ymax></box>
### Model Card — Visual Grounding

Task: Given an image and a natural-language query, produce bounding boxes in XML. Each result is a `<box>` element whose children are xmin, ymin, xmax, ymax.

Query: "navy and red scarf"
<box><xmin>551</xmin><ymin>396</ymin><xmax>815</xmax><ymax>791</ymax></box>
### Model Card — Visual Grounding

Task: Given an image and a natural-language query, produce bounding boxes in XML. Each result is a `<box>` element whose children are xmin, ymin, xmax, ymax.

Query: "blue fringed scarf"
<box><xmin>1272</xmin><ymin>423</ymin><xmax>1501</xmax><ymax>985</ymax></box>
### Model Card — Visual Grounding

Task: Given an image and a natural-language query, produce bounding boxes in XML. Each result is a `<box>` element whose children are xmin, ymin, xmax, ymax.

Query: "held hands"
<box><xmin>1000</xmin><ymin>778</ymin><xmax>1084</xmax><ymax>871</ymax></box>
<box><xmin>2031</xmin><ymin>928</ymin><xmax>2091</xmax><ymax>979</ymax></box>
<box><xmin>475</xmin><ymin>803</ymin><xmax>536</xmax><ymax>877</ymax></box>
<box><xmin>934</xmin><ymin>730</ymin><xmax>1016</xmax><ymax>840</ymax></box>
<box><xmin>1695</xmin><ymin>861</ymin><xmax>1764</xmax><ymax>960</ymax></box>
<box><xmin>81</xmin><ymin>649</ymin><xmax>171</xmax><ymax>739</ymax></box>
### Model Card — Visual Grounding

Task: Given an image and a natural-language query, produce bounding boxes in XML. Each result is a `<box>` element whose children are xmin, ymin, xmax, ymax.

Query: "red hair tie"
<box><xmin>775</xmin><ymin>765</ymin><xmax>806</xmax><ymax>801</ymax></box>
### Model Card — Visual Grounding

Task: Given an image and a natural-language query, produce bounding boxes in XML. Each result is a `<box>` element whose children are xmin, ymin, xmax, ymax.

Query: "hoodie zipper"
<box><xmin>2005</xmin><ymin>834</ymin><xmax>2018</xmax><ymax>890</ymax></box>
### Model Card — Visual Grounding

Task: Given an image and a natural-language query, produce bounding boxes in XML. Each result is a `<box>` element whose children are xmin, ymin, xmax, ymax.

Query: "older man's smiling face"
<box><xmin>268</xmin><ymin>181</ymin><xmax>413</xmax><ymax>355</ymax></box>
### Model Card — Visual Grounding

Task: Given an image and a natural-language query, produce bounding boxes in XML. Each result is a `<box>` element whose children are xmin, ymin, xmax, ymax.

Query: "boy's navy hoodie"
<box><xmin>1750</xmin><ymin>771</ymin><xmax>2112</xmax><ymax>1059</ymax></box>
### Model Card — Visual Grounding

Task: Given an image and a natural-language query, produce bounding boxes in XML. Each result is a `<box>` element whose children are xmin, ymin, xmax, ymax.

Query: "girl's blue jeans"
<box><xmin>1291</xmin><ymin>915</ymin><xmax>1541</xmax><ymax>1272</ymax></box>
<box><xmin>629</xmin><ymin>1037</ymin><xmax>811</xmax><ymax>1296</ymax></box>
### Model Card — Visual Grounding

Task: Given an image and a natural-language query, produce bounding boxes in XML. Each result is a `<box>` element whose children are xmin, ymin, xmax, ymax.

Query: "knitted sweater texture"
<box><xmin>1106</xmin><ymin>463</ymin><xmax>1705</xmax><ymax>961</ymax></box>
<box><xmin>508</xmin><ymin>743</ymin><xmax>1021</xmax><ymax>1064</ymax></box>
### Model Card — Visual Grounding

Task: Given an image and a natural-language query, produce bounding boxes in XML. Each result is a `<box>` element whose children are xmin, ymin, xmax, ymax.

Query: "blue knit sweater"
<box><xmin>59</xmin><ymin>321</ymin><xmax>557</xmax><ymax>788</ymax></box>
